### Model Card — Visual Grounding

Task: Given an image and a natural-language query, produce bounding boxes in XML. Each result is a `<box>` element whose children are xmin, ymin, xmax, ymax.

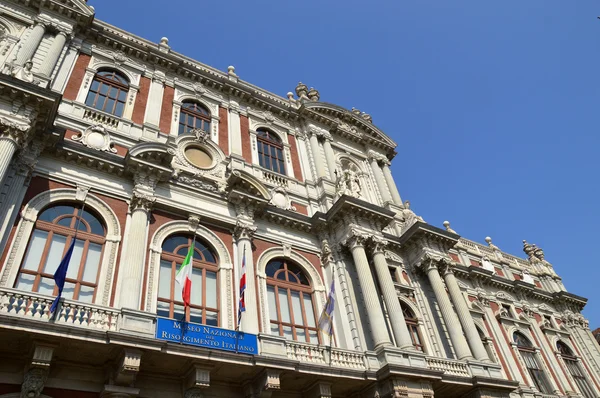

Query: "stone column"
<box><xmin>442</xmin><ymin>265</ymin><xmax>490</xmax><ymax>361</ymax></box>
<box><xmin>370</xmin><ymin>238</ymin><xmax>414</xmax><ymax>349</ymax></box>
<box><xmin>423</xmin><ymin>258</ymin><xmax>473</xmax><ymax>360</ymax></box>
<box><xmin>0</xmin><ymin>120</ymin><xmax>32</xmax><ymax>186</ymax></box>
<box><xmin>234</xmin><ymin>218</ymin><xmax>259</xmax><ymax>334</ymax></box>
<box><xmin>15</xmin><ymin>22</ymin><xmax>46</xmax><ymax>66</ymax></box>
<box><xmin>381</xmin><ymin>162</ymin><xmax>403</xmax><ymax>206</ymax></box>
<box><xmin>38</xmin><ymin>31</ymin><xmax>69</xmax><ymax>77</ymax></box>
<box><xmin>308</xmin><ymin>130</ymin><xmax>326</xmax><ymax>179</ymax></box>
<box><xmin>322</xmin><ymin>133</ymin><xmax>337</xmax><ymax>181</ymax></box>
<box><xmin>118</xmin><ymin>190</ymin><xmax>154</xmax><ymax>310</ymax></box>
<box><xmin>368</xmin><ymin>151</ymin><xmax>392</xmax><ymax>204</ymax></box>
<box><xmin>346</xmin><ymin>230</ymin><xmax>391</xmax><ymax>348</ymax></box>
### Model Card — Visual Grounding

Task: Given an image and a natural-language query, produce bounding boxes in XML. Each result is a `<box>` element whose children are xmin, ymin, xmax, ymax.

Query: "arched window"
<box><xmin>557</xmin><ymin>341</ymin><xmax>596</xmax><ymax>398</ymax></box>
<box><xmin>14</xmin><ymin>204</ymin><xmax>106</xmax><ymax>303</ymax></box>
<box><xmin>266</xmin><ymin>259</ymin><xmax>318</xmax><ymax>343</ymax></box>
<box><xmin>179</xmin><ymin>101</ymin><xmax>211</xmax><ymax>135</ymax></box>
<box><xmin>256</xmin><ymin>128</ymin><xmax>286</xmax><ymax>175</ymax></box>
<box><xmin>85</xmin><ymin>70</ymin><xmax>129</xmax><ymax>117</ymax></box>
<box><xmin>401</xmin><ymin>301</ymin><xmax>424</xmax><ymax>352</ymax></box>
<box><xmin>514</xmin><ymin>332</ymin><xmax>553</xmax><ymax>394</ymax></box>
<box><xmin>477</xmin><ymin>326</ymin><xmax>495</xmax><ymax>363</ymax></box>
<box><xmin>157</xmin><ymin>235</ymin><xmax>218</xmax><ymax>325</ymax></box>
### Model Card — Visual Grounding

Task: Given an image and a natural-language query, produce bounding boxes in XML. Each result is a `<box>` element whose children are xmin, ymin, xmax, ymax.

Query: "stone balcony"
<box><xmin>0</xmin><ymin>287</ymin><xmax>506</xmax><ymax>384</ymax></box>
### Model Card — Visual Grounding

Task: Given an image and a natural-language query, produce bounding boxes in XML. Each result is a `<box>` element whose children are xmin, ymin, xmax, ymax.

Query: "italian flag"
<box><xmin>176</xmin><ymin>244</ymin><xmax>194</xmax><ymax>307</ymax></box>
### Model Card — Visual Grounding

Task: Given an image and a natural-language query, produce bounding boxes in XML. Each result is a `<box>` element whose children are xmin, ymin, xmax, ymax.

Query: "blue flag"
<box><xmin>50</xmin><ymin>239</ymin><xmax>76</xmax><ymax>314</ymax></box>
<box><xmin>318</xmin><ymin>279</ymin><xmax>336</xmax><ymax>337</ymax></box>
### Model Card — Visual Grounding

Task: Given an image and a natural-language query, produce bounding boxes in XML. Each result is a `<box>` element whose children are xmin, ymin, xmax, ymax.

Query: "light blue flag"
<box><xmin>318</xmin><ymin>279</ymin><xmax>336</xmax><ymax>336</ymax></box>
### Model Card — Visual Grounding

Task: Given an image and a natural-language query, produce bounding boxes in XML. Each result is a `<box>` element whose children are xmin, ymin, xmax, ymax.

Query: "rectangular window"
<box><xmin>389</xmin><ymin>266</ymin><xmax>398</xmax><ymax>283</ymax></box>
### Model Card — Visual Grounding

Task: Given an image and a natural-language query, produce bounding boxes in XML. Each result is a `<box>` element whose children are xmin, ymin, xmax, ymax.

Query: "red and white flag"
<box><xmin>176</xmin><ymin>242</ymin><xmax>194</xmax><ymax>307</ymax></box>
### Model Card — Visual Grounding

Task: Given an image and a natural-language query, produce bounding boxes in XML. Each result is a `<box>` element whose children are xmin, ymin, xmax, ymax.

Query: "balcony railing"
<box><xmin>83</xmin><ymin>108</ymin><xmax>120</xmax><ymax>129</ymax></box>
<box><xmin>0</xmin><ymin>288</ymin><xmax>119</xmax><ymax>331</ymax></box>
<box><xmin>426</xmin><ymin>357</ymin><xmax>471</xmax><ymax>378</ymax></box>
<box><xmin>285</xmin><ymin>340</ymin><xmax>367</xmax><ymax>370</ymax></box>
<box><xmin>261</xmin><ymin>170</ymin><xmax>289</xmax><ymax>188</ymax></box>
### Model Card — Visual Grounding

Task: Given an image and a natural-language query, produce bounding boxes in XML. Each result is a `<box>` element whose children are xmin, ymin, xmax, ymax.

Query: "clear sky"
<box><xmin>89</xmin><ymin>0</ymin><xmax>600</xmax><ymax>326</ymax></box>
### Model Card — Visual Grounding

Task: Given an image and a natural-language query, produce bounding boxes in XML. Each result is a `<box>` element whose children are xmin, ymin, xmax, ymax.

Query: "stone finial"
<box><xmin>158</xmin><ymin>37</ymin><xmax>170</xmax><ymax>53</ymax></box>
<box><xmin>227</xmin><ymin>65</ymin><xmax>236</xmax><ymax>76</ymax></box>
<box><xmin>485</xmin><ymin>236</ymin><xmax>499</xmax><ymax>250</ymax></box>
<box><xmin>522</xmin><ymin>240</ymin><xmax>535</xmax><ymax>259</ymax></box>
<box><xmin>443</xmin><ymin>221</ymin><xmax>457</xmax><ymax>234</ymax></box>
<box><xmin>286</xmin><ymin>92</ymin><xmax>294</xmax><ymax>100</ymax></box>
<box><xmin>307</xmin><ymin>87</ymin><xmax>320</xmax><ymax>101</ymax></box>
<box><xmin>295</xmin><ymin>82</ymin><xmax>308</xmax><ymax>99</ymax></box>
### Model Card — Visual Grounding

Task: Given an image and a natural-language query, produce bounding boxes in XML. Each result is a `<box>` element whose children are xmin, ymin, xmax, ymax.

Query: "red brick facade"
<box><xmin>63</xmin><ymin>53</ymin><xmax>91</xmax><ymax>101</ymax></box>
<box><xmin>240</xmin><ymin>115</ymin><xmax>252</xmax><ymax>164</ymax></box>
<box><xmin>132</xmin><ymin>76</ymin><xmax>151</xmax><ymax>125</ymax></box>
<box><xmin>287</xmin><ymin>133</ymin><xmax>304</xmax><ymax>182</ymax></box>
<box><xmin>159</xmin><ymin>85</ymin><xmax>175</xmax><ymax>134</ymax></box>
<box><xmin>218</xmin><ymin>107</ymin><xmax>229</xmax><ymax>155</ymax></box>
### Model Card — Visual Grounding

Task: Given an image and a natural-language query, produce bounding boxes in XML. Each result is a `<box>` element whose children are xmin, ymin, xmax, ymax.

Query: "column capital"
<box><xmin>0</xmin><ymin>116</ymin><xmax>33</xmax><ymax>148</ymax></box>
<box><xmin>369</xmin><ymin>236</ymin><xmax>388</xmax><ymax>255</ymax></box>
<box><xmin>130</xmin><ymin>190</ymin><xmax>155</xmax><ymax>212</ymax></box>
<box><xmin>320</xmin><ymin>239</ymin><xmax>334</xmax><ymax>267</ymax></box>
<box><xmin>233</xmin><ymin>219</ymin><xmax>256</xmax><ymax>242</ymax></box>
<box><xmin>343</xmin><ymin>228</ymin><xmax>369</xmax><ymax>250</ymax></box>
<box><xmin>367</xmin><ymin>149</ymin><xmax>391</xmax><ymax>166</ymax></box>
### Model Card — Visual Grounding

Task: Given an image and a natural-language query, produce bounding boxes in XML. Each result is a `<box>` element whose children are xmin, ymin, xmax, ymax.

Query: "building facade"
<box><xmin>0</xmin><ymin>2</ymin><xmax>598</xmax><ymax>397</ymax></box>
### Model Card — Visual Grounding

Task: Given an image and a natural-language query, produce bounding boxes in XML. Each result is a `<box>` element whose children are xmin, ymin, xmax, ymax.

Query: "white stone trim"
<box><xmin>145</xmin><ymin>221</ymin><xmax>234</xmax><ymax>329</ymax></box>
<box><xmin>0</xmin><ymin>188</ymin><xmax>122</xmax><ymax>307</ymax></box>
<box><xmin>256</xmin><ymin>246</ymin><xmax>326</xmax><ymax>335</ymax></box>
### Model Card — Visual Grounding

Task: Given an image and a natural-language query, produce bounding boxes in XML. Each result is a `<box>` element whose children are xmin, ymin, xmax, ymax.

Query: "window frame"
<box><xmin>157</xmin><ymin>235</ymin><xmax>219</xmax><ymax>325</ymax></box>
<box><xmin>178</xmin><ymin>101</ymin><xmax>211</xmax><ymax>136</ymax></box>
<box><xmin>557</xmin><ymin>341</ymin><xmax>596</xmax><ymax>398</ymax></box>
<box><xmin>14</xmin><ymin>205</ymin><xmax>106</xmax><ymax>303</ymax></box>
<box><xmin>514</xmin><ymin>332</ymin><xmax>554</xmax><ymax>394</ymax></box>
<box><xmin>84</xmin><ymin>70</ymin><xmax>129</xmax><ymax>117</ymax></box>
<box><xmin>401</xmin><ymin>301</ymin><xmax>424</xmax><ymax>352</ymax></box>
<box><xmin>266</xmin><ymin>259</ymin><xmax>319</xmax><ymax>344</ymax></box>
<box><xmin>256</xmin><ymin>128</ymin><xmax>286</xmax><ymax>176</ymax></box>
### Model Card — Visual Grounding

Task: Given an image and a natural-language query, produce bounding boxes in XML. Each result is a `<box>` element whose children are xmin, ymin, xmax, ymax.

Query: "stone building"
<box><xmin>0</xmin><ymin>1</ymin><xmax>598</xmax><ymax>397</ymax></box>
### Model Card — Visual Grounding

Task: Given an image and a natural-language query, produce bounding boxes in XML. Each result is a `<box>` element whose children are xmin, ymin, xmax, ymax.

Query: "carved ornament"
<box><xmin>71</xmin><ymin>124</ymin><xmax>117</xmax><ymax>153</ymax></box>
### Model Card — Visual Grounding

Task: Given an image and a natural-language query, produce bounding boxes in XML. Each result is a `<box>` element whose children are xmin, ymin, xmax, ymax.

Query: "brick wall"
<box><xmin>287</xmin><ymin>133</ymin><xmax>304</xmax><ymax>182</ymax></box>
<box><xmin>63</xmin><ymin>53</ymin><xmax>91</xmax><ymax>101</ymax></box>
<box><xmin>159</xmin><ymin>85</ymin><xmax>175</xmax><ymax>134</ymax></box>
<box><xmin>240</xmin><ymin>115</ymin><xmax>252</xmax><ymax>164</ymax></box>
<box><xmin>132</xmin><ymin>76</ymin><xmax>151</xmax><ymax>125</ymax></box>
<box><xmin>218</xmin><ymin>107</ymin><xmax>229</xmax><ymax>155</ymax></box>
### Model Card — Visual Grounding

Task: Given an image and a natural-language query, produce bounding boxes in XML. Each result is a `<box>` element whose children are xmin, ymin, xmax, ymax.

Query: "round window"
<box><xmin>184</xmin><ymin>147</ymin><xmax>213</xmax><ymax>169</ymax></box>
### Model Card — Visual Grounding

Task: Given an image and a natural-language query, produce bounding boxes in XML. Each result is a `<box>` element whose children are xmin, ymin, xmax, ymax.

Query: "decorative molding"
<box><xmin>71</xmin><ymin>124</ymin><xmax>117</xmax><ymax>153</ymax></box>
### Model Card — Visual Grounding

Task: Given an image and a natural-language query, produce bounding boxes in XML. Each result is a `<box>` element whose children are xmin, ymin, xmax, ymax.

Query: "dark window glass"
<box><xmin>178</xmin><ymin>101</ymin><xmax>211</xmax><ymax>135</ymax></box>
<box><xmin>557</xmin><ymin>341</ymin><xmax>596</xmax><ymax>398</ymax></box>
<box><xmin>257</xmin><ymin>128</ymin><xmax>286</xmax><ymax>176</ymax></box>
<box><xmin>266</xmin><ymin>259</ymin><xmax>318</xmax><ymax>344</ymax></box>
<box><xmin>15</xmin><ymin>204</ymin><xmax>106</xmax><ymax>304</ymax></box>
<box><xmin>514</xmin><ymin>332</ymin><xmax>553</xmax><ymax>394</ymax></box>
<box><xmin>157</xmin><ymin>235</ymin><xmax>218</xmax><ymax>325</ymax></box>
<box><xmin>401</xmin><ymin>302</ymin><xmax>424</xmax><ymax>351</ymax></box>
<box><xmin>85</xmin><ymin>70</ymin><xmax>129</xmax><ymax>117</ymax></box>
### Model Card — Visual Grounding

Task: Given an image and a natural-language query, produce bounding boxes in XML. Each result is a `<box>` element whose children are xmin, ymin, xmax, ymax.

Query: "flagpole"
<box><xmin>50</xmin><ymin>197</ymin><xmax>87</xmax><ymax>320</ymax></box>
<box><xmin>328</xmin><ymin>267</ymin><xmax>334</xmax><ymax>367</ymax></box>
<box><xmin>180</xmin><ymin>234</ymin><xmax>195</xmax><ymax>345</ymax></box>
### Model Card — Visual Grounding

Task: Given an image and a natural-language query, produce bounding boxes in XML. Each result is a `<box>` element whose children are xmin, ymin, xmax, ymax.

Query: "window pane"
<box><xmin>62</xmin><ymin>282</ymin><xmax>75</xmax><ymax>300</ymax></box>
<box><xmin>106</xmin><ymin>99</ymin><xmax>115</xmax><ymax>114</ymax></box>
<box><xmin>267</xmin><ymin>285</ymin><xmax>278</xmax><ymax>321</ymax></box>
<box><xmin>309</xmin><ymin>330</ymin><xmax>319</xmax><ymax>344</ymax></box>
<box><xmin>79</xmin><ymin>285</ymin><xmax>94</xmax><ymax>303</ymax></box>
<box><xmin>157</xmin><ymin>301</ymin><xmax>170</xmax><ymax>318</ymax></box>
<box><xmin>264</xmin><ymin>156</ymin><xmax>271</xmax><ymax>170</ymax></box>
<box><xmin>109</xmin><ymin>87</ymin><xmax>118</xmax><ymax>99</ymax></box>
<box><xmin>282</xmin><ymin>325</ymin><xmax>293</xmax><ymax>340</ymax></box>
<box><xmin>115</xmin><ymin>101</ymin><xmax>124</xmax><ymax>117</ymax></box>
<box><xmin>118</xmin><ymin>90</ymin><xmax>127</xmax><ymax>102</ymax></box>
<box><xmin>291</xmin><ymin>291</ymin><xmax>303</xmax><ymax>326</ymax></box>
<box><xmin>190</xmin><ymin>268</ymin><xmax>203</xmax><ymax>306</ymax></box>
<box><xmin>83</xmin><ymin>243</ymin><xmax>102</xmax><ymax>283</ymax></box>
<box><xmin>296</xmin><ymin>328</ymin><xmax>306</xmax><ymax>342</ymax></box>
<box><xmin>39</xmin><ymin>206</ymin><xmax>74</xmax><ymax>222</ymax></box>
<box><xmin>38</xmin><ymin>277</ymin><xmax>55</xmax><ymax>296</ymax></box>
<box><xmin>67</xmin><ymin>239</ymin><xmax>84</xmax><ymax>279</ymax></box>
<box><xmin>96</xmin><ymin>96</ymin><xmax>106</xmax><ymax>111</ymax></box>
<box><xmin>270</xmin><ymin>324</ymin><xmax>280</xmax><ymax>336</ymax></box>
<box><xmin>42</xmin><ymin>234</ymin><xmax>68</xmax><ymax>275</ymax></box>
<box><xmin>15</xmin><ymin>273</ymin><xmax>35</xmax><ymax>291</ymax></box>
<box><xmin>190</xmin><ymin>308</ymin><xmax>203</xmax><ymax>324</ymax></box>
<box><xmin>206</xmin><ymin>271</ymin><xmax>217</xmax><ymax>308</ymax></box>
<box><xmin>163</xmin><ymin>235</ymin><xmax>188</xmax><ymax>254</ymax></box>
<box><xmin>278</xmin><ymin>290</ymin><xmax>290</xmax><ymax>323</ymax></box>
<box><xmin>158</xmin><ymin>260</ymin><xmax>171</xmax><ymax>299</ymax></box>
<box><xmin>99</xmin><ymin>83</ymin><xmax>109</xmax><ymax>95</ymax></box>
<box><xmin>85</xmin><ymin>92</ymin><xmax>95</xmax><ymax>107</ymax></box>
<box><xmin>22</xmin><ymin>230</ymin><xmax>48</xmax><ymax>271</ymax></box>
<box><xmin>204</xmin><ymin>122</ymin><xmax>211</xmax><ymax>132</ymax></box>
<box><xmin>173</xmin><ymin>304</ymin><xmax>185</xmax><ymax>320</ymax></box>
<box><xmin>206</xmin><ymin>311</ymin><xmax>218</xmax><ymax>326</ymax></box>
<box><xmin>303</xmin><ymin>295</ymin><xmax>316</xmax><ymax>327</ymax></box>
<box><xmin>82</xmin><ymin>211</ymin><xmax>104</xmax><ymax>235</ymax></box>
<box><xmin>58</xmin><ymin>217</ymin><xmax>72</xmax><ymax>228</ymax></box>
<box><xmin>90</xmin><ymin>80</ymin><xmax>99</xmax><ymax>92</ymax></box>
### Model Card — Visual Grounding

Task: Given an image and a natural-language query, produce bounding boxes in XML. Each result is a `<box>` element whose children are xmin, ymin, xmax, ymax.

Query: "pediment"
<box><xmin>227</xmin><ymin>169</ymin><xmax>271</xmax><ymax>201</ymax></box>
<box><xmin>301</xmin><ymin>102</ymin><xmax>397</xmax><ymax>152</ymax></box>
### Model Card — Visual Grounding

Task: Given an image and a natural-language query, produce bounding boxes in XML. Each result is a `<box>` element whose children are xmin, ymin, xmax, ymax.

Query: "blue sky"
<box><xmin>89</xmin><ymin>1</ymin><xmax>600</xmax><ymax>326</ymax></box>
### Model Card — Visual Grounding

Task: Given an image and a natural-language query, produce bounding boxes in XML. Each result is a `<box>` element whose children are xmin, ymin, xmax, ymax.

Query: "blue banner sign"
<box><xmin>156</xmin><ymin>318</ymin><xmax>258</xmax><ymax>355</ymax></box>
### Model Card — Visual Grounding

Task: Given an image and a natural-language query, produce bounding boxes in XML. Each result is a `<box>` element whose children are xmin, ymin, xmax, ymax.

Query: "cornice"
<box><xmin>397</xmin><ymin>221</ymin><xmax>460</xmax><ymax>251</ymax></box>
<box><xmin>312</xmin><ymin>195</ymin><xmax>396</xmax><ymax>232</ymax></box>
